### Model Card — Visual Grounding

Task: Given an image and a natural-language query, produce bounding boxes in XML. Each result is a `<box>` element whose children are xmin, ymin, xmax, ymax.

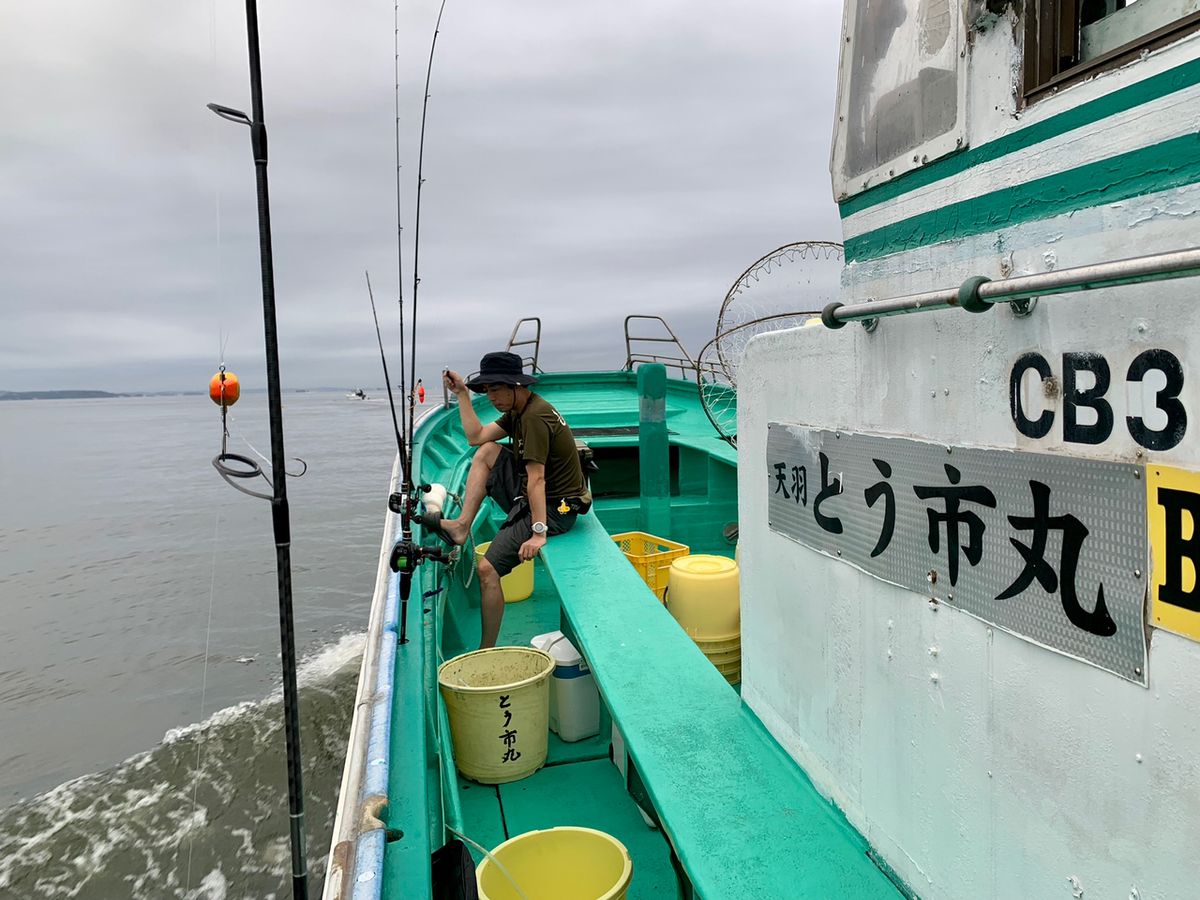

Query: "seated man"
<box><xmin>428</xmin><ymin>351</ymin><xmax>588</xmax><ymax>648</ymax></box>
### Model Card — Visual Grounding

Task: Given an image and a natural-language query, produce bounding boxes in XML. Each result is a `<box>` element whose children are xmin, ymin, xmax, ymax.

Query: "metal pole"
<box><xmin>823</xmin><ymin>246</ymin><xmax>1200</xmax><ymax>326</ymax></box>
<box><xmin>243</xmin><ymin>2</ymin><xmax>309</xmax><ymax>896</ymax></box>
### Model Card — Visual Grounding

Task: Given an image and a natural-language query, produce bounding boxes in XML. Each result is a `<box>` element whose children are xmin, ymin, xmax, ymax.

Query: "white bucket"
<box><xmin>531</xmin><ymin>631</ymin><xmax>600</xmax><ymax>743</ymax></box>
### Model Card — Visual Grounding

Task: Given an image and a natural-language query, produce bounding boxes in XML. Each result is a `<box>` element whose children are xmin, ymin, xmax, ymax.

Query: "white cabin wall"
<box><xmin>741</xmin><ymin>310</ymin><xmax>1200</xmax><ymax>899</ymax></box>
<box><xmin>742</xmin><ymin>6</ymin><xmax>1200</xmax><ymax>898</ymax></box>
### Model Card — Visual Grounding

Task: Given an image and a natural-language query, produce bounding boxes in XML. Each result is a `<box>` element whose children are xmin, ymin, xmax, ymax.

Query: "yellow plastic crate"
<box><xmin>611</xmin><ymin>531</ymin><xmax>689</xmax><ymax>601</ymax></box>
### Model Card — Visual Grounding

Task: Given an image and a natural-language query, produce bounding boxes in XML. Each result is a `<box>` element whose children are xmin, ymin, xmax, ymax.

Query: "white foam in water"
<box><xmin>162</xmin><ymin>632</ymin><xmax>365</xmax><ymax>746</ymax></box>
<box><xmin>162</xmin><ymin>702</ymin><xmax>258</xmax><ymax>746</ymax></box>
<box><xmin>0</xmin><ymin>633</ymin><xmax>367</xmax><ymax>898</ymax></box>
<box><xmin>194</xmin><ymin>868</ymin><xmax>228</xmax><ymax>900</ymax></box>
<box><xmin>295</xmin><ymin>632</ymin><xmax>367</xmax><ymax>688</ymax></box>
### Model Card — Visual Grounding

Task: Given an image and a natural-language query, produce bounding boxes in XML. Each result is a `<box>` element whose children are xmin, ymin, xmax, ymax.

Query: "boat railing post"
<box><xmin>638</xmin><ymin>363</ymin><xmax>671</xmax><ymax>538</ymax></box>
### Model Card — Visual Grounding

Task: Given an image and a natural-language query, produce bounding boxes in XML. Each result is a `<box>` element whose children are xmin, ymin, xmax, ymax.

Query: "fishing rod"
<box><xmin>376</xmin><ymin>0</ymin><xmax>453</xmax><ymax>646</ymax></box>
<box><xmin>408</xmin><ymin>0</ymin><xmax>448</xmax><ymax>448</ymax></box>
<box><xmin>206</xmin><ymin>1</ymin><xmax>308</xmax><ymax>896</ymax></box>
<box><xmin>393</xmin><ymin>0</ymin><xmax>409</xmax><ymax>471</ymax></box>
<box><xmin>367</xmin><ymin>271</ymin><xmax>408</xmax><ymax>479</ymax></box>
<box><xmin>371</xmin><ymin>271</ymin><xmax>449</xmax><ymax>646</ymax></box>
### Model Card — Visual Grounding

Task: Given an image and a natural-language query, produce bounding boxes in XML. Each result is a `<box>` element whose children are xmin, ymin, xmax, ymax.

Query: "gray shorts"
<box><xmin>483</xmin><ymin>445</ymin><xmax>578</xmax><ymax>577</ymax></box>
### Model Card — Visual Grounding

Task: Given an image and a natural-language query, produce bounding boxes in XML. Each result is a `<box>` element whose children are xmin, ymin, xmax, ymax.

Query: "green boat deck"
<box><xmin>444</xmin><ymin>561</ymin><xmax>678</xmax><ymax>898</ymax></box>
<box><xmin>376</xmin><ymin>370</ymin><xmax>910</xmax><ymax>898</ymax></box>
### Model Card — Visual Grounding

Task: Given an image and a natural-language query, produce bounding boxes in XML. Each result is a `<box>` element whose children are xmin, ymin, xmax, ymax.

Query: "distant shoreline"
<box><xmin>0</xmin><ymin>388</ymin><xmax>370</xmax><ymax>401</ymax></box>
<box><xmin>0</xmin><ymin>390</ymin><xmax>199</xmax><ymax>401</ymax></box>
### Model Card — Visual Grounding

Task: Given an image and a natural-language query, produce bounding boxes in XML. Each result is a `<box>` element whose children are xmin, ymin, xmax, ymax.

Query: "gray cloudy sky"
<box><xmin>0</xmin><ymin>1</ymin><xmax>844</xmax><ymax>392</ymax></box>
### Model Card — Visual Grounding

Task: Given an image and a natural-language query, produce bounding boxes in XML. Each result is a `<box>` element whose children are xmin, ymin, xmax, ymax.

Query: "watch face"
<box><xmin>532</xmin><ymin>521</ymin><xmax>547</xmax><ymax>534</ymax></box>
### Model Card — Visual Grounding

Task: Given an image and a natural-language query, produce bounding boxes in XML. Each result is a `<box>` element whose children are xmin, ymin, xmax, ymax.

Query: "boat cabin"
<box><xmin>743</xmin><ymin>1</ymin><xmax>1200</xmax><ymax>898</ymax></box>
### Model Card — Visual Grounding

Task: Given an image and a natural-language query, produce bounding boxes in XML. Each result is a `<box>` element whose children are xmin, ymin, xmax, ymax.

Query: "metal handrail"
<box><xmin>623</xmin><ymin>315</ymin><xmax>698</xmax><ymax>378</ymax></box>
<box><xmin>505</xmin><ymin>317</ymin><xmax>542</xmax><ymax>372</ymax></box>
<box><xmin>822</xmin><ymin>246</ymin><xmax>1200</xmax><ymax>327</ymax></box>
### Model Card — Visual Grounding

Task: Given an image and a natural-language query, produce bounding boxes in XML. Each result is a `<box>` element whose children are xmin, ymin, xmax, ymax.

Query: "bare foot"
<box><xmin>439</xmin><ymin>516</ymin><xmax>468</xmax><ymax>546</ymax></box>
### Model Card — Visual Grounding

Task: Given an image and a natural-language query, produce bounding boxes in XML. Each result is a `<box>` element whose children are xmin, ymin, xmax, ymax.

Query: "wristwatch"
<box><xmin>531</xmin><ymin>521</ymin><xmax>548</xmax><ymax>535</ymax></box>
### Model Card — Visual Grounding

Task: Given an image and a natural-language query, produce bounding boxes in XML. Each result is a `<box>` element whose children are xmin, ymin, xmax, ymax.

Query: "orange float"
<box><xmin>209</xmin><ymin>369</ymin><xmax>240</xmax><ymax>407</ymax></box>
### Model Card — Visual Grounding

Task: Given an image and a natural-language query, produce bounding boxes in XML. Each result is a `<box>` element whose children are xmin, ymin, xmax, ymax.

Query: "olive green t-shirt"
<box><xmin>496</xmin><ymin>393</ymin><xmax>585</xmax><ymax>499</ymax></box>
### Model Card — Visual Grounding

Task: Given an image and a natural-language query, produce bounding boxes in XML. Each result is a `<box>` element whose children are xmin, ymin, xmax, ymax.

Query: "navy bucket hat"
<box><xmin>465</xmin><ymin>351</ymin><xmax>538</xmax><ymax>393</ymax></box>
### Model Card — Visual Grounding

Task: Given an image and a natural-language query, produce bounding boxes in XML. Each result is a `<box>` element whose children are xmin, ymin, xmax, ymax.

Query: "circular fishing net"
<box><xmin>699</xmin><ymin>241</ymin><xmax>844</xmax><ymax>446</ymax></box>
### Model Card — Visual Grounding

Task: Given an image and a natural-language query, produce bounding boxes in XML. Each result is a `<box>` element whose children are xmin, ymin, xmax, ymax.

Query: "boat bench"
<box><xmin>539</xmin><ymin>512</ymin><xmax>906</xmax><ymax>899</ymax></box>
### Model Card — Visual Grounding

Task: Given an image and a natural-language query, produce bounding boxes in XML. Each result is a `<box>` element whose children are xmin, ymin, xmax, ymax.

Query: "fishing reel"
<box><xmin>388</xmin><ymin>483</ymin><xmax>454</xmax><ymax>574</ymax></box>
<box><xmin>389</xmin><ymin>538</ymin><xmax>450</xmax><ymax>574</ymax></box>
<box><xmin>387</xmin><ymin>482</ymin><xmax>434</xmax><ymax>516</ymax></box>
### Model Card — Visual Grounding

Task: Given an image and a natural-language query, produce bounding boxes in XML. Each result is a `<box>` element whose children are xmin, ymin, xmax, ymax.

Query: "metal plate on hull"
<box><xmin>766</xmin><ymin>423</ymin><xmax>1149</xmax><ymax>683</ymax></box>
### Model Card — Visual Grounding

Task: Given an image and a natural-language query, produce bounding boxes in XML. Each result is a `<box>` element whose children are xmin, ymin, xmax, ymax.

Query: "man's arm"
<box><xmin>444</xmin><ymin>370</ymin><xmax>506</xmax><ymax>446</ymax></box>
<box><xmin>519</xmin><ymin>462</ymin><xmax>548</xmax><ymax>560</ymax></box>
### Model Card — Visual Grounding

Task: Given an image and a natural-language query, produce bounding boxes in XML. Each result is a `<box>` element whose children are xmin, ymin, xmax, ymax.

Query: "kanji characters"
<box><xmin>913</xmin><ymin>464</ymin><xmax>997</xmax><ymax>586</ymax></box>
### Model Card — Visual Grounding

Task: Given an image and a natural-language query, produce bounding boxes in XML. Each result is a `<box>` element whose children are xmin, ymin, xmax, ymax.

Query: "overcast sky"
<box><xmin>0</xmin><ymin>1</ymin><xmax>844</xmax><ymax>392</ymax></box>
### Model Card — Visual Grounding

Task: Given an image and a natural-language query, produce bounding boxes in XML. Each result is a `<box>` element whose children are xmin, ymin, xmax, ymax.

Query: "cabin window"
<box><xmin>1025</xmin><ymin>0</ymin><xmax>1200</xmax><ymax>99</ymax></box>
<box><xmin>833</xmin><ymin>0</ymin><xmax>966</xmax><ymax>198</ymax></box>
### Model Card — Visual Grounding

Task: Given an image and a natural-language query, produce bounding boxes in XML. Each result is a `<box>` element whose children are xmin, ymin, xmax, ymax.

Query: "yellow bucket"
<box><xmin>438</xmin><ymin>647</ymin><xmax>554</xmax><ymax>784</ymax></box>
<box><xmin>475</xmin><ymin>541</ymin><xmax>535</xmax><ymax>602</ymax></box>
<box><xmin>666</xmin><ymin>555</ymin><xmax>740</xmax><ymax>638</ymax></box>
<box><xmin>693</xmin><ymin>631</ymin><xmax>740</xmax><ymax>654</ymax></box>
<box><xmin>714</xmin><ymin>658</ymin><xmax>741</xmax><ymax>676</ymax></box>
<box><xmin>703</xmin><ymin>646</ymin><xmax>741</xmax><ymax>667</ymax></box>
<box><xmin>476</xmin><ymin>826</ymin><xmax>633</xmax><ymax>900</ymax></box>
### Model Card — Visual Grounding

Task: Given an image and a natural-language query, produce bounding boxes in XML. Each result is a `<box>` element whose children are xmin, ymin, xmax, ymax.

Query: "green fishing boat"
<box><xmin>320</xmin><ymin>0</ymin><xmax>1200</xmax><ymax>896</ymax></box>
<box><xmin>323</xmin><ymin>320</ymin><xmax>908</xmax><ymax>900</ymax></box>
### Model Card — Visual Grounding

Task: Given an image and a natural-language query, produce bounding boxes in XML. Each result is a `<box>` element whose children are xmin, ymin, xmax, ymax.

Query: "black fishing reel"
<box><xmin>389</xmin><ymin>538</ymin><xmax>450</xmax><ymax>574</ymax></box>
<box><xmin>388</xmin><ymin>482</ymin><xmax>433</xmax><ymax>516</ymax></box>
<box><xmin>388</xmin><ymin>483</ymin><xmax>451</xmax><ymax>573</ymax></box>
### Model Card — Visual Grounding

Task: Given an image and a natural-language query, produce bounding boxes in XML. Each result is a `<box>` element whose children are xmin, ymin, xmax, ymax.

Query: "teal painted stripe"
<box><xmin>844</xmin><ymin>131</ymin><xmax>1200</xmax><ymax>262</ymax></box>
<box><xmin>839</xmin><ymin>55</ymin><xmax>1200</xmax><ymax>218</ymax></box>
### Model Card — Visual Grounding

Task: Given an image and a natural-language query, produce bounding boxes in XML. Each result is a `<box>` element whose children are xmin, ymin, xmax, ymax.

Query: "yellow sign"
<box><xmin>1148</xmin><ymin>464</ymin><xmax>1200</xmax><ymax>642</ymax></box>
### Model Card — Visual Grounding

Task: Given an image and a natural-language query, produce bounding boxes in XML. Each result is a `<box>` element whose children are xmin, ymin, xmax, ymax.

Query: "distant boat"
<box><xmin>346</xmin><ymin>388</ymin><xmax>367</xmax><ymax>400</ymax></box>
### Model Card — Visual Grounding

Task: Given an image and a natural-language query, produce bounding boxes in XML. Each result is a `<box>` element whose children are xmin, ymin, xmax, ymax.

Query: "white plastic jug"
<box><xmin>530</xmin><ymin>631</ymin><xmax>600</xmax><ymax>743</ymax></box>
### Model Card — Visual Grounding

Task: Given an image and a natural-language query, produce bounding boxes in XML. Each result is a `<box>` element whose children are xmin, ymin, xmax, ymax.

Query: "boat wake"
<box><xmin>0</xmin><ymin>633</ymin><xmax>365</xmax><ymax>900</ymax></box>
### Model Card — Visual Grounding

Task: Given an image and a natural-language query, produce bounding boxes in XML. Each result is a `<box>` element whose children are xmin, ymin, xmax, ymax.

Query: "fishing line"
<box><xmin>366</xmin><ymin>270</ymin><xmax>408</xmax><ymax>480</ymax></box>
<box><xmin>240</xmin><ymin>434</ymin><xmax>308</xmax><ymax>478</ymax></box>
<box><xmin>184</xmin><ymin>10</ymin><xmax>229</xmax><ymax>888</ymax></box>
<box><xmin>183</xmin><ymin>507</ymin><xmax>221</xmax><ymax>895</ymax></box>
<box><xmin>444</xmin><ymin>825</ymin><xmax>533</xmax><ymax>900</ymax></box>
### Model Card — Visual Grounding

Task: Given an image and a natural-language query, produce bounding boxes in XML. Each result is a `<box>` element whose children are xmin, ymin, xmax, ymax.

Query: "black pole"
<box><xmin>238</xmin><ymin>2</ymin><xmax>309</xmax><ymax>896</ymax></box>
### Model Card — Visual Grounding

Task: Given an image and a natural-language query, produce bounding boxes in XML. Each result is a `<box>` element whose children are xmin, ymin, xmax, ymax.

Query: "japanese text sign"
<box><xmin>767</xmin><ymin>423</ymin><xmax>1149</xmax><ymax>683</ymax></box>
<box><xmin>498</xmin><ymin>694</ymin><xmax>521</xmax><ymax>764</ymax></box>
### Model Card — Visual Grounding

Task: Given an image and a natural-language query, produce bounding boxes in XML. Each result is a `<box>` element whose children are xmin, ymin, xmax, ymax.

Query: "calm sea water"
<box><xmin>0</xmin><ymin>391</ymin><xmax>407</xmax><ymax>898</ymax></box>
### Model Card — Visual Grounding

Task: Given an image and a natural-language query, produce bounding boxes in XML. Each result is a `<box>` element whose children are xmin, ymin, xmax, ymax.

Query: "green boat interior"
<box><xmin>378</xmin><ymin>370</ymin><xmax>909</xmax><ymax>898</ymax></box>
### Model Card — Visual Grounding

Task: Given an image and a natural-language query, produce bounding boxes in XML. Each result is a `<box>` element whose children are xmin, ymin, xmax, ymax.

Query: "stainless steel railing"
<box><xmin>822</xmin><ymin>246</ymin><xmax>1200</xmax><ymax>328</ymax></box>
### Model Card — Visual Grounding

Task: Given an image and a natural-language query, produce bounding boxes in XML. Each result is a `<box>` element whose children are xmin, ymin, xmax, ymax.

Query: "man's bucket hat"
<box><xmin>466</xmin><ymin>351</ymin><xmax>538</xmax><ymax>393</ymax></box>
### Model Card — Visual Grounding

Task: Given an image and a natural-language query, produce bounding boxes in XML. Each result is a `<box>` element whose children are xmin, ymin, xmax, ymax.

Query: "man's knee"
<box><xmin>477</xmin><ymin>556</ymin><xmax>501</xmax><ymax>584</ymax></box>
<box><xmin>473</xmin><ymin>441</ymin><xmax>502</xmax><ymax>467</ymax></box>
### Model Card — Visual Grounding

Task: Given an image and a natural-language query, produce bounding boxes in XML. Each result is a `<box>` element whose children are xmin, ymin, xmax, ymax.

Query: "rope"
<box><xmin>444</xmin><ymin>825</ymin><xmax>533</xmax><ymax>900</ymax></box>
<box><xmin>212</xmin><ymin>408</ymin><xmax>307</xmax><ymax>500</ymax></box>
